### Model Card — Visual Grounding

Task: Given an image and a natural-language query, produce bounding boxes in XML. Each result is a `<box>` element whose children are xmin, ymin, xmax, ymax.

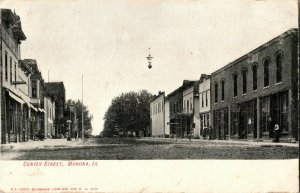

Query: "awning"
<box><xmin>30</xmin><ymin>104</ymin><xmax>38</xmax><ymax>112</ymax></box>
<box><xmin>8</xmin><ymin>91</ymin><xmax>25</xmax><ymax>104</ymax></box>
<box><xmin>38</xmin><ymin>108</ymin><xmax>46</xmax><ymax>113</ymax></box>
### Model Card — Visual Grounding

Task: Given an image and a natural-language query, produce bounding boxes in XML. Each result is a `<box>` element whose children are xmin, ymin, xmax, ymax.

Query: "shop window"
<box><xmin>276</xmin><ymin>53</ymin><xmax>283</xmax><ymax>83</ymax></box>
<box><xmin>252</xmin><ymin>64</ymin><xmax>258</xmax><ymax>91</ymax></box>
<box><xmin>221</xmin><ymin>80</ymin><xmax>225</xmax><ymax>101</ymax></box>
<box><xmin>214</xmin><ymin>83</ymin><xmax>218</xmax><ymax>103</ymax></box>
<box><xmin>263</xmin><ymin>59</ymin><xmax>269</xmax><ymax>87</ymax></box>
<box><xmin>242</xmin><ymin>69</ymin><xmax>247</xmax><ymax>94</ymax></box>
<box><xmin>261</xmin><ymin>96</ymin><xmax>270</xmax><ymax>133</ymax></box>
<box><xmin>233</xmin><ymin>73</ymin><xmax>238</xmax><ymax>97</ymax></box>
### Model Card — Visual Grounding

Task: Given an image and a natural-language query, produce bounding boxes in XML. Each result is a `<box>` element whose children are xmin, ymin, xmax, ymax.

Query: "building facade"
<box><xmin>45</xmin><ymin>82</ymin><xmax>66</xmax><ymax>137</ymax></box>
<box><xmin>44</xmin><ymin>93</ymin><xmax>55</xmax><ymax>138</ymax></box>
<box><xmin>199</xmin><ymin>74</ymin><xmax>211</xmax><ymax>138</ymax></box>
<box><xmin>0</xmin><ymin>9</ymin><xmax>33</xmax><ymax>144</ymax></box>
<box><xmin>24</xmin><ymin>59</ymin><xmax>47</xmax><ymax>138</ymax></box>
<box><xmin>182</xmin><ymin>81</ymin><xmax>200</xmax><ymax>138</ymax></box>
<box><xmin>150</xmin><ymin>91</ymin><xmax>165</xmax><ymax>137</ymax></box>
<box><xmin>211</xmin><ymin>28</ymin><xmax>298</xmax><ymax>141</ymax></box>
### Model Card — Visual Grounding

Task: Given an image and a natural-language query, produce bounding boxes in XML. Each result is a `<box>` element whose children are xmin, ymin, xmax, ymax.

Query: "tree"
<box><xmin>66</xmin><ymin>99</ymin><xmax>93</xmax><ymax>137</ymax></box>
<box><xmin>102</xmin><ymin>90</ymin><xmax>153</xmax><ymax>137</ymax></box>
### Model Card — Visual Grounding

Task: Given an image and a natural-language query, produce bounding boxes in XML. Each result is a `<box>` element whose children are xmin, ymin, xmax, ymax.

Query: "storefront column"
<box><xmin>288</xmin><ymin>89</ymin><xmax>292</xmax><ymax>136</ymax></box>
<box><xmin>256</xmin><ymin>97</ymin><xmax>261</xmax><ymax>138</ymax></box>
<box><xmin>228</xmin><ymin>106</ymin><xmax>231</xmax><ymax>140</ymax></box>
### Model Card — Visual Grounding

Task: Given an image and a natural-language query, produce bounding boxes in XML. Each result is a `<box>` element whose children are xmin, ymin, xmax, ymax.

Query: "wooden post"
<box><xmin>256</xmin><ymin>97</ymin><xmax>261</xmax><ymax>139</ymax></box>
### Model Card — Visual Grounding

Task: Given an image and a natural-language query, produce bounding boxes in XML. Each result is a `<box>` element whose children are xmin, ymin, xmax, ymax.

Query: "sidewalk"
<box><xmin>140</xmin><ymin>137</ymin><xmax>299</xmax><ymax>147</ymax></box>
<box><xmin>0</xmin><ymin>138</ymin><xmax>86</xmax><ymax>152</ymax></box>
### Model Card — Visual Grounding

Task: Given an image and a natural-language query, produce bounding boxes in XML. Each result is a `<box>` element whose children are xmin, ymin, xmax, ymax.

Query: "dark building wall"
<box><xmin>211</xmin><ymin>29</ymin><xmax>298</xmax><ymax>140</ymax></box>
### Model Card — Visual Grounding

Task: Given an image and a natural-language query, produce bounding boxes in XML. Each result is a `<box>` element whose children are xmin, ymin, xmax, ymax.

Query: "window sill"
<box><xmin>242</xmin><ymin>93</ymin><xmax>247</xmax><ymax>96</ymax></box>
<box><xmin>263</xmin><ymin>86</ymin><xmax>269</xmax><ymax>89</ymax></box>
<box><xmin>252</xmin><ymin>89</ymin><xmax>258</xmax><ymax>93</ymax></box>
<box><xmin>233</xmin><ymin>96</ymin><xmax>237</xmax><ymax>99</ymax></box>
<box><xmin>275</xmin><ymin>82</ymin><xmax>282</xmax><ymax>86</ymax></box>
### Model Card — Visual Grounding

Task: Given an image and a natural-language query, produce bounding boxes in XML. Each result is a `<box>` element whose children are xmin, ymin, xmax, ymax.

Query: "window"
<box><xmin>214</xmin><ymin>83</ymin><xmax>218</xmax><ymax>103</ymax></box>
<box><xmin>242</xmin><ymin>69</ymin><xmax>247</xmax><ymax>94</ymax></box>
<box><xmin>233</xmin><ymin>73</ymin><xmax>238</xmax><ymax>97</ymax></box>
<box><xmin>221</xmin><ymin>80</ymin><xmax>225</xmax><ymax>101</ymax></box>
<box><xmin>252</xmin><ymin>64</ymin><xmax>258</xmax><ymax>91</ymax></box>
<box><xmin>10</xmin><ymin>57</ymin><xmax>12</xmax><ymax>84</ymax></box>
<box><xmin>202</xmin><ymin>93</ymin><xmax>204</xmax><ymax>107</ymax></box>
<box><xmin>14</xmin><ymin>62</ymin><xmax>16</xmax><ymax>87</ymax></box>
<box><xmin>5</xmin><ymin>52</ymin><xmax>8</xmax><ymax>81</ymax></box>
<box><xmin>32</xmin><ymin>80</ymin><xmax>37</xmax><ymax>98</ymax></box>
<box><xmin>263</xmin><ymin>59</ymin><xmax>269</xmax><ymax>87</ymax></box>
<box><xmin>187</xmin><ymin>100</ymin><xmax>189</xmax><ymax>111</ymax></box>
<box><xmin>206</xmin><ymin>91</ymin><xmax>208</xmax><ymax>107</ymax></box>
<box><xmin>276</xmin><ymin>53</ymin><xmax>283</xmax><ymax>83</ymax></box>
<box><xmin>190</xmin><ymin>98</ymin><xmax>193</xmax><ymax>110</ymax></box>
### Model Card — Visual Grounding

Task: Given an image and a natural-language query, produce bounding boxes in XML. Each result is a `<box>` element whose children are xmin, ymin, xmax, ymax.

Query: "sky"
<box><xmin>1</xmin><ymin>0</ymin><xmax>297</xmax><ymax>135</ymax></box>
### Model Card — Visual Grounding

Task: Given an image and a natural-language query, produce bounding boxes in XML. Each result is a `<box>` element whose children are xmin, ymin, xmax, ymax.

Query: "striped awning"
<box><xmin>8</xmin><ymin>91</ymin><xmax>25</xmax><ymax>104</ymax></box>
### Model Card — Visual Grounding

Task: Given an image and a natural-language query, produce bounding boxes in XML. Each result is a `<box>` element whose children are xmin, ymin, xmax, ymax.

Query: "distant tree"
<box><xmin>66</xmin><ymin>99</ymin><xmax>93</xmax><ymax>137</ymax></box>
<box><xmin>102</xmin><ymin>90</ymin><xmax>153</xmax><ymax>137</ymax></box>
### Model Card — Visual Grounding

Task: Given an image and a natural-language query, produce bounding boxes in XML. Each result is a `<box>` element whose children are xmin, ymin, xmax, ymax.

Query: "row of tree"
<box><xmin>102</xmin><ymin>90</ymin><xmax>153</xmax><ymax>137</ymax></box>
<box><xmin>57</xmin><ymin>99</ymin><xmax>93</xmax><ymax>138</ymax></box>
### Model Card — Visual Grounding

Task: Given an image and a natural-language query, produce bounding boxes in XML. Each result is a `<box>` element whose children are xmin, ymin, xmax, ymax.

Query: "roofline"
<box><xmin>211</xmin><ymin>28</ymin><xmax>298</xmax><ymax>76</ymax></box>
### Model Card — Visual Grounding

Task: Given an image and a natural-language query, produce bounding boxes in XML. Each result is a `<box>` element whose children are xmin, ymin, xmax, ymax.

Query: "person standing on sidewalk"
<box><xmin>273</xmin><ymin>124</ymin><xmax>280</xmax><ymax>143</ymax></box>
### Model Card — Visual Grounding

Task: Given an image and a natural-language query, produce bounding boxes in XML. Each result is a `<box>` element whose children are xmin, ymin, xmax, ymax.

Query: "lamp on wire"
<box><xmin>146</xmin><ymin>47</ymin><xmax>153</xmax><ymax>69</ymax></box>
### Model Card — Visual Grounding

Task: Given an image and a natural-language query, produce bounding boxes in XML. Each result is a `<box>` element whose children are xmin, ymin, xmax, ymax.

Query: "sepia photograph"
<box><xmin>0</xmin><ymin>0</ymin><xmax>298</xmax><ymax>192</ymax></box>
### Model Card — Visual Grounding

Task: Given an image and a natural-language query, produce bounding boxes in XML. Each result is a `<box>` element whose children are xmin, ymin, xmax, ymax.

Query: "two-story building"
<box><xmin>199</xmin><ymin>74</ymin><xmax>211</xmax><ymax>138</ymax></box>
<box><xmin>182</xmin><ymin>80</ymin><xmax>200</xmax><ymax>138</ymax></box>
<box><xmin>23</xmin><ymin>59</ymin><xmax>47</xmax><ymax>138</ymax></box>
<box><xmin>45</xmin><ymin>82</ymin><xmax>66</xmax><ymax>137</ymax></box>
<box><xmin>44</xmin><ymin>91</ymin><xmax>55</xmax><ymax>138</ymax></box>
<box><xmin>150</xmin><ymin>91</ymin><xmax>165</xmax><ymax>137</ymax></box>
<box><xmin>211</xmin><ymin>28</ymin><xmax>298</xmax><ymax>141</ymax></box>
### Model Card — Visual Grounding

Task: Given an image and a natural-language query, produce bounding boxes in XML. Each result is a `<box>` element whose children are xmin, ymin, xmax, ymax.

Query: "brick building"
<box><xmin>211</xmin><ymin>28</ymin><xmax>298</xmax><ymax>141</ymax></box>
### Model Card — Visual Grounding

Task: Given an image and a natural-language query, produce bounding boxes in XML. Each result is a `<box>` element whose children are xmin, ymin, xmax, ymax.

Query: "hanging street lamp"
<box><xmin>146</xmin><ymin>47</ymin><xmax>153</xmax><ymax>69</ymax></box>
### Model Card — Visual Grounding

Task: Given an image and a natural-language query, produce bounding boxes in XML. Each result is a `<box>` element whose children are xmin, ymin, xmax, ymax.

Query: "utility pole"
<box><xmin>82</xmin><ymin>75</ymin><xmax>84</xmax><ymax>139</ymax></box>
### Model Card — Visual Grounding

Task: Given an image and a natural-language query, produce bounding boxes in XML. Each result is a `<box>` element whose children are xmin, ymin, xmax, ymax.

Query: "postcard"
<box><xmin>0</xmin><ymin>0</ymin><xmax>298</xmax><ymax>192</ymax></box>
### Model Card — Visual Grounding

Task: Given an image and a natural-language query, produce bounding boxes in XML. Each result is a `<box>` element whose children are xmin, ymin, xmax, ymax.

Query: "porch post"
<box><xmin>288</xmin><ymin>89</ymin><xmax>292</xmax><ymax>137</ymax></box>
<box><xmin>228</xmin><ymin>106</ymin><xmax>231</xmax><ymax>140</ymax></box>
<box><xmin>256</xmin><ymin>97</ymin><xmax>261</xmax><ymax>139</ymax></box>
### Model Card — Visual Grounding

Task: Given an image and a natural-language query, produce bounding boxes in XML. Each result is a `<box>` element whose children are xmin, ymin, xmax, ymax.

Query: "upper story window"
<box><xmin>14</xmin><ymin>62</ymin><xmax>16</xmax><ymax>87</ymax></box>
<box><xmin>202</xmin><ymin>93</ymin><xmax>204</xmax><ymax>107</ymax></box>
<box><xmin>190</xmin><ymin>97</ymin><xmax>193</xmax><ymax>110</ymax></box>
<box><xmin>187</xmin><ymin>100</ymin><xmax>189</xmax><ymax>111</ymax></box>
<box><xmin>214</xmin><ymin>83</ymin><xmax>218</xmax><ymax>103</ymax></box>
<box><xmin>263</xmin><ymin>58</ymin><xmax>270</xmax><ymax>87</ymax></box>
<box><xmin>206</xmin><ymin>91</ymin><xmax>208</xmax><ymax>106</ymax></box>
<box><xmin>233</xmin><ymin>73</ymin><xmax>238</xmax><ymax>97</ymax></box>
<box><xmin>221</xmin><ymin>80</ymin><xmax>225</xmax><ymax>101</ymax></box>
<box><xmin>10</xmin><ymin>57</ymin><xmax>12</xmax><ymax>84</ymax></box>
<box><xmin>252</xmin><ymin>64</ymin><xmax>258</xmax><ymax>91</ymax></box>
<box><xmin>276</xmin><ymin>52</ymin><xmax>283</xmax><ymax>83</ymax></box>
<box><xmin>5</xmin><ymin>52</ymin><xmax>8</xmax><ymax>81</ymax></box>
<box><xmin>32</xmin><ymin>80</ymin><xmax>37</xmax><ymax>98</ymax></box>
<box><xmin>242</xmin><ymin>69</ymin><xmax>247</xmax><ymax>94</ymax></box>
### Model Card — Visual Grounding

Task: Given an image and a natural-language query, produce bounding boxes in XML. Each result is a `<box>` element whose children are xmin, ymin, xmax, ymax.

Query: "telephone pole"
<box><xmin>82</xmin><ymin>75</ymin><xmax>84</xmax><ymax>139</ymax></box>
